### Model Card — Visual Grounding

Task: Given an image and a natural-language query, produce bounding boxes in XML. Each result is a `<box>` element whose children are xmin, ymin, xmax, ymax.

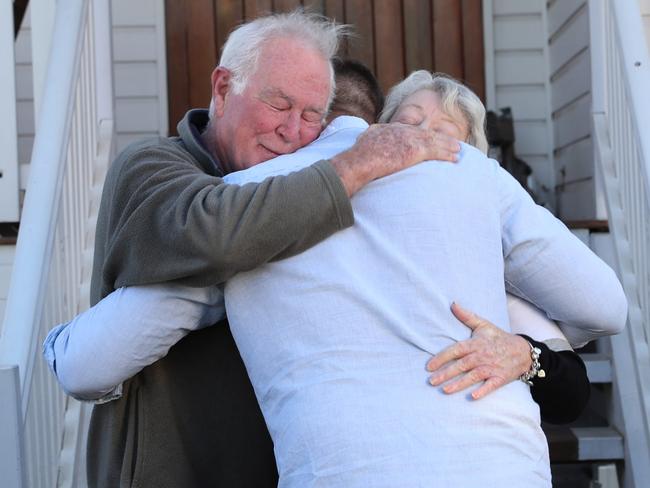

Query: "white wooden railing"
<box><xmin>0</xmin><ymin>1</ymin><xmax>114</xmax><ymax>486</ymax></box>
<box><xmin>0</xmin><ymin>0</ymin><xmax>20</xmax><ymax>222</ymax></box>
<box><xmin>590</xmin><ymin>0</ymin><xmax>650</xmax><ymax>485</ymax></box>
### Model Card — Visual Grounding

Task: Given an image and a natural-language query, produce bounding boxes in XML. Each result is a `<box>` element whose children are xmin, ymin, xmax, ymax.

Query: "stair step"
<box><xmin>545</xmin><ymin>425</ymin><xmax>624</xmax><ymax>462</ymax></box>
<box><xmin>580</xmin><ymin>353</ymin><xmax>612</xmax><ymax>383</ymax></box>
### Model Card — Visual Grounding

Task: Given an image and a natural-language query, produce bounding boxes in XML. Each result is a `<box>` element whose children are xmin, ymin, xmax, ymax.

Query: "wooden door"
<box><xmin>165</xmin><ymin>0</ymin><xmax>485</xmax><ymax>134</ymax></box>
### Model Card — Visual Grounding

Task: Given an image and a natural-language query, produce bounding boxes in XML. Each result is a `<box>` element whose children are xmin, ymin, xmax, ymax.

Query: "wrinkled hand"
<box><xmin>426</xmin><ymin>303</ymin><xmax>532</xmax><ymax>400</ymax></box>
<box><xmin>331</xmin><ymin>123</ymin><xmax>460</xmax><ymax>196</ymax></box>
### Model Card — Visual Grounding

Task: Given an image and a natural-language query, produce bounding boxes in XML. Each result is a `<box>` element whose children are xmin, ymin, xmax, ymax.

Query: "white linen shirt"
<box><xmin>44</xmin><ymin>115</ymin><xmax>627</xmax><ymax>487</ymax></box>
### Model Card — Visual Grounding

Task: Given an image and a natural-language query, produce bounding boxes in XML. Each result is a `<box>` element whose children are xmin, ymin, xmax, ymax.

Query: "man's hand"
<box><xmin>426</xmin><ymin>302</ymin><xmax>532</xmax><ymax>400</ymax></box>
<box><xmin>331</xmin><ymin>123</ymin><xmax>460</xmax><ymax>196</ymax></box>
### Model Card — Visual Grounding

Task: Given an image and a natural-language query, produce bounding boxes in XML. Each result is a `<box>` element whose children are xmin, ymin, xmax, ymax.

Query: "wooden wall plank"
<box><xmin>166</xmin><ymin>0</ymin><xmax>486</xmax><ymax>126</ymax></box>
<box><xmin>548</xmin><ymin>5</ymin><xmax>589</xmax><ymax>76</ymax></box>
<box><xmin>324</xmin><ymin>0</ymin><xmax>345</xmax><ymax>21</ymax></box>
<box><xmin>461</xmin><ymin>0</ymin><xmax>484</xmax><ymax>100</ymax></box>
<box><xmin>374</xmin><ymin>0</ymin><xmax>404</xmax><ymax>92</ymax></box>
<box><xmin>433</xmin><ymin>0</ymin><xmax>463</xmax><ymax>79</ymax></box>
<box><xmin>165</xmin><ymin>0</ymin><xmax>190</xmax><ymax>134</ymax></box>
<box><xmin>547</xmin><ymin>0</ymin><xmax>584</xmax><ymax>38</ymax></box>
<box><xmin>345</xmin><ymin>0</ymin><xmax>375</xmax><ymax>71</ymax></box>
<box><xmin>550</xmin><ymin>48</ymin><xmax>590</xmax><ymax>113</ymax></box>
<box><xmin>216</xmin><ymin>0</ymin><xmax>244</xmax><ymax>55</ymax></box>
<box><xmin>493</xmin><ymin>0</ymin><xmax>542</xmax><ymax>15</ymax></box>
<box><xmin>244</xmin><ymin>0</ymin><xmax>273</xmax><ymax>18</ymax></box>
<box><xmin>553</xmin><ymin>93</ymin><xmax>591</xmax><ymax>150</ymax></box>
<box><xmin>273</xmin><ymin>0</ymin><xmax>302</xmax><ymax>12</ymax></box>
<box><xmin>114</xmin><ymin>0</ymin><xmax>159</xmax><ymax>26</ymax></box>
<box><xmin>493</xmin><ymin>15</ymin><xmax>545</xmax><ymax>50</ymax></box>
<box><xmin>403</xmin><ymin>0</ymin><xmax>433</xmax><ymax>74</ymax></box>
<box><xmin>114</xmin><ymin>63</ymin><xmax>159</xmax><ymax>97</ymax></box>
<box><xmin>303</xmin><ymin>0</ymin><xmax>325</xmax><ymax>14</ymax></box>
<box><xmin>186</xmin><ymin>0</ymin><xmax>217</xmax><ymax>110</ymax></box>
<box><xmin>324</xmin><ymin>0</ymin><xmax>347</xmax><ymax>55</ymax></box>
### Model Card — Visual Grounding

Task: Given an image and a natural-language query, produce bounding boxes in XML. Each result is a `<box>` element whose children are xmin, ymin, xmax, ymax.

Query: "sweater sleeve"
<box><xmin>518</xmin><ymin>334</ymin><xmax>591</xmax><ymax>424</ymax></box>
<box><xmin>94</xmin><ymin>142</ymin><xmax>353</xmax><ymax>300</ymax></box>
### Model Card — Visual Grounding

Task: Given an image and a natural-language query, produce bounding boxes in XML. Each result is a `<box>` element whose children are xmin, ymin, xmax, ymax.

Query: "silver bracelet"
<box><xmin>520</xmin><ymin>340</ymin><xmax>546</xmax><ymax>386</ymax></box>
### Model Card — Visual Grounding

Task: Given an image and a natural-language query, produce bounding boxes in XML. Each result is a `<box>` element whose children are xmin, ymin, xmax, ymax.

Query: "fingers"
<box><xmin>428</xmin><ymin>354</ymin><xmax>481</xmax><ymax>387</ymax></box>
<box><xmin>423</xmin><ymin>132</ymin><xmax>460</xmax><ymax>163</ymax></box>
<box><xmin>470</xmin><ymin>376</ymin><xmax>506</xmax><ymax>400</ymax></box>
<box><xmin>450</xmin><ymin>302</ymin><xmax>484</xmax><ymax>330</ymax></box>
<box><xmin>438</xmin><ymin>365</ymin><xmax>492</xmax><ymax>394</ymax></box>
<box><xmin>426</xmin><ymin>340</ymin><xmax>470</xmax><ymax>372</ymax></box>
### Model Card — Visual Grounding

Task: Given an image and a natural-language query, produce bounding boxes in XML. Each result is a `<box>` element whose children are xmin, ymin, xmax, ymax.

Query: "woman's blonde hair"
<box><xmin>379</xmin><ymin>70</ymin><xmax>488</xmax><ymax>154</ymax></box>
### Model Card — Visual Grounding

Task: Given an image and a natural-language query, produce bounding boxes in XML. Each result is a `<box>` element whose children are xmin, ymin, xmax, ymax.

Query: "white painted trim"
<box><xmin>589</xmin><ymin>0</ymin><xmax>608</xmax><ymax>219</ymax></box>
<box><xmin>594</xmin><ymin>110</ymin><xmax>650</xmax><ymax>488</ymax></box>
<box><xmin>0</xmin><ymin>367</ymin><xmax>26</xmax><ymax>488</ymax></box>
<box><xmin>94</xmin><ymin>0</ymin><xmax>115</xmax><ymax>124</ymax></box>
<box><xmin>155</xmin><ymin>0</ymin><xmax>169</xmax><ymax>135</ymax></box>
<box><xmin>0</xmin><ymin>0</ymin><xmax>20</xmax><ymax>222</ymax></box>
<box><xmin>590</xmin><ymin>0</ymin><xmax>607</xmax><ymax>114</ymax></box>
<box><xmin>482</xmin><ymin>0</ymin><xmax>496</xmax><ymax>110</ymax></box>
<box><xmin>540</xmin><ymin>5</ymin><xmax>557</xmax><ymax>210</ymax></box>
<box><xmin>613</xmin><ymin>0</ymin><xmax>650</xmax><ymax>183</ymax></box>
<box><xmin>30</xmin><ymin>0</ymin><xmax>56</xmax><ymax>126</ymax></box>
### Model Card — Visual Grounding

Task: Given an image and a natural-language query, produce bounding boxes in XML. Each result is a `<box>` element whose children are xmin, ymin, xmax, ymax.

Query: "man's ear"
<box><xmin>211</xmin><ymin>67</ymin><xmax>232</xmax><ymax>118</ymax></box>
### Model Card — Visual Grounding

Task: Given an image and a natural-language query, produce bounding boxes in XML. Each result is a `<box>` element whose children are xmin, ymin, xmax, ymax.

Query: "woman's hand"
<box><xmin>426</xmin><ymin>303</ymin><xmax>532</xmax><ymax>400</ymax></box>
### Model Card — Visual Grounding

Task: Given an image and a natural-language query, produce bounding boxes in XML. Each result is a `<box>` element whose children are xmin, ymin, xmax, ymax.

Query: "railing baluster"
<box><xmin>0</xmin><ymin>1</ymin><xmax>114</xmax><ymax>485</ymax></box>
<box><xmin>594</xmin><ymin>3</ymin><xmax>650</xmax><ymax>484</ymax></box>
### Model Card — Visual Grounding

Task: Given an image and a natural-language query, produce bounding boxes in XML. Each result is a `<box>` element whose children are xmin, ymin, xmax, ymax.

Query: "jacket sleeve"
<box><xmin>96</xmin><ymin>143</ymin><xmax>353</xmax><ymax>298</ymax></box>
<box><xmin>519</xmin><ymin>335</ymin><xmax>591</xmax><ymax>424</ymax></box>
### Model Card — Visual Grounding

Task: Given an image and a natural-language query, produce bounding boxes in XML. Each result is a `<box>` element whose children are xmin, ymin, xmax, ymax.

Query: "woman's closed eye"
<box><xmin>394</xmin><ymin>116</ymin><xmax>423</xmax><ymax>126</ymax></box>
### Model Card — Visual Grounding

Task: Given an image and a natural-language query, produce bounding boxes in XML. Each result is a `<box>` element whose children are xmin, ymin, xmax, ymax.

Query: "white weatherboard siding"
<box><xmin>0</xmin><ymin>246</ymin><xmax>16</xmax><ymax>333</ymax></box>
<box><xmin>14</xmin><ymin>7</ymin><xmax>34</xmax><ymax>190</ymax></box>
<box><xmin>547</xmin><ymin>0</ymin><xmax>596</xmax><ymax>220</ymax></box>
<box><xmin>483</xmin><ymin>0</ymin><xmax>555</xmax><ymax>209</ymax></box>
<box><xmin>112</xmin><ymin>0</ymin><xmax>168</xmax><ymax>152</ymax></box>
<box><xmin>13</xmin><ymin>1</ymin><xmax>170</xmax><ymax>178</ymax></box>
<box><xmin>641</xmin><ymin>0</ymin><xmax>650</xmax><ymax>53</ymax></box>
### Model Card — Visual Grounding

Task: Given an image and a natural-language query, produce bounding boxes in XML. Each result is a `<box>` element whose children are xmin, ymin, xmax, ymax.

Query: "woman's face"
<box><xmin>390</xmin><ymin>89</ymin><xmax>469</xmax><ymax>142</ymax></box>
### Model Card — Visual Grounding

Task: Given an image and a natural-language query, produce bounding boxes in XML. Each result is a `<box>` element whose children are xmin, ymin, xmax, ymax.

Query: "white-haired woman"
<box><xmin>381</xmin><ymin>70</ymin><xmax>590</xmax><ymax>424</ymax></box>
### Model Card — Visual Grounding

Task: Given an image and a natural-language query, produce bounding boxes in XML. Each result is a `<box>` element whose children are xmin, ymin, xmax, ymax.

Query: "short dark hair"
<box><xmin>329</xmin><ymin>58</ymin><xmax>384</xmax><ymax>124</ymax></box>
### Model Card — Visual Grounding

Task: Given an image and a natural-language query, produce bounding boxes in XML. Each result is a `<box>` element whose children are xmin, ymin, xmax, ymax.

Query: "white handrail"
<box><xmin>611</xmin><ymin>1</ymin><xmax>650</xmax><ymax>190</ymax></box>
<box><xmin>0</xmin><ymin>1</ymin><xmax>113</xmax><ymax>486</ymax></box>
<box><xmin>590</xmin><ymin>0</ymin><xmax>650</xmax><ymax>485</ymax></box>
<box><xmin>0</xmin><ymin>0</ymin><xmax>86</xmax><ymax>408</ymax></box>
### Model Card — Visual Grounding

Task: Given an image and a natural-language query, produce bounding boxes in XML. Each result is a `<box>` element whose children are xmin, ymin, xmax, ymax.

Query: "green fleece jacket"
<box><xmin>91</xmin><ymin>109</ymin><xmax>353</xmax><ymax>303</ymax></box>
<box><xmin>86</xmin><ymin>110</ymin><xmax>354</xmax><ymax>487</ymax></box>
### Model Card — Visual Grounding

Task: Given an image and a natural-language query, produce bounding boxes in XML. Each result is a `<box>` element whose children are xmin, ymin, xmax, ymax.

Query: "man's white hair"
<box><xmin>379</xmin><ymin>70</ymin><xmax>488</xmax><ymax>154</ymax></box>
<box><xmin>209</xmin><ymin>10</ymin><xmax>347</xmax><ymax>118</ymax></box>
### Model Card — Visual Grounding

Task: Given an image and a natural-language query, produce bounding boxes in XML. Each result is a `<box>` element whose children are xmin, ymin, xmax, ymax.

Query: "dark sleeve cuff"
<box><xmin>518</xmin><ymin>334</ymin><xmax>591</xmax><ymax>424</ymax></box>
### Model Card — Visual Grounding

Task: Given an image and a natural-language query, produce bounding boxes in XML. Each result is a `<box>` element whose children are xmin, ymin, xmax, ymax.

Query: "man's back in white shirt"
<box><xmin>223</xmin><ymin>116</ymin><xmax>625</xmax><ymax>487</ymax></box>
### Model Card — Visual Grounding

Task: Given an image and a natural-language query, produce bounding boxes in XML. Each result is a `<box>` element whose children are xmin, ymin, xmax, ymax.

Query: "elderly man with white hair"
<box><xmin>73</xmin><ymin>11</ymin><xmax>459</xmax><ymax>488</ymax></box>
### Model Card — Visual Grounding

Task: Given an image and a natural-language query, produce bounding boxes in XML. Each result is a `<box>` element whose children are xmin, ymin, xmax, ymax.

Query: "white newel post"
<box><xmin>0</xmin><ymin>0</ymin><xmax>20</xmax><ymax>222</ymax></box>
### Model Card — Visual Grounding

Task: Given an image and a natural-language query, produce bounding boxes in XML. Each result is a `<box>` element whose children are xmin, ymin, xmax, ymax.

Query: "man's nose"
<box><xmin>277</xmin><ymin>110</ymin><xmax>301</xmax><ymax>143</ymax></box>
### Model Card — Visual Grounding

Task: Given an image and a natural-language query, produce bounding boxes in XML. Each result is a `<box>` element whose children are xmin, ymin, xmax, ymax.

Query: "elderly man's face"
<box><xmin>211</xmin><ymin>37</ymin><xmax>331</xmax><ymax>173</ymax></box>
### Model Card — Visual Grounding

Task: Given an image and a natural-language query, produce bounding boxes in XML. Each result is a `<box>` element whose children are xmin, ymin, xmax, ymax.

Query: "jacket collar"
<box><xmin>177</xmin><ymin>109</ymin><xmax>224</xmax><ymax>176</ymax></box>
